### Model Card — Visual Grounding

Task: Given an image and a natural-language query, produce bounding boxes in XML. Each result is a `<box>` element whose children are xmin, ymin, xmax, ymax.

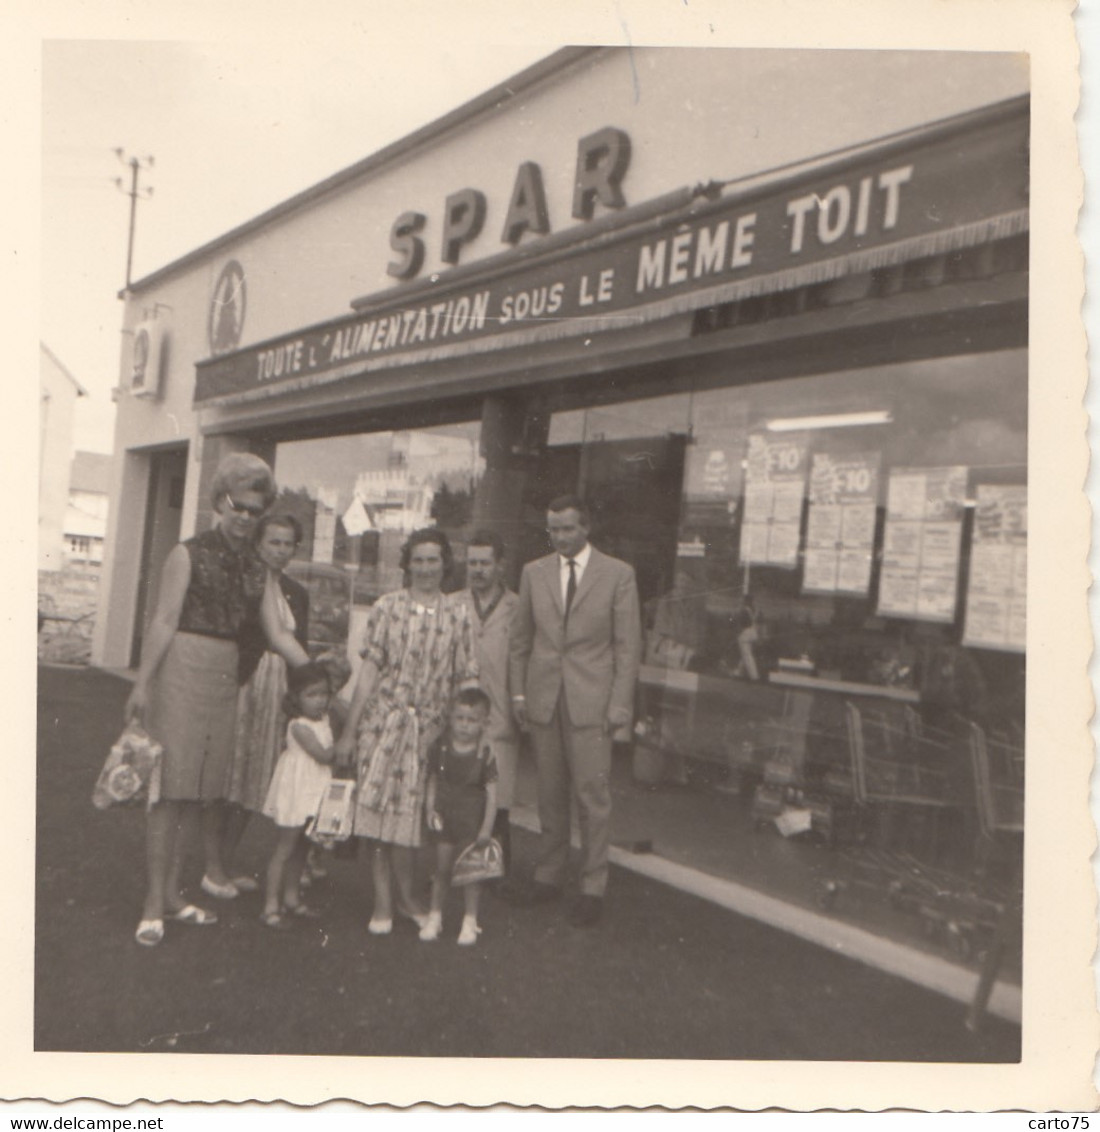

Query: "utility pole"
<box><xmin>114</xmin><ymin>150</ymin><xmax>154</xmax><ymax>291</ymax></box>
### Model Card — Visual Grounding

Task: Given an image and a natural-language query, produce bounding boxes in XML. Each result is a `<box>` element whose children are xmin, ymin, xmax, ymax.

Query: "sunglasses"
<box><xmin>224</xmin><ymin>496</ymin><xmax>265</xmax><ymax>519</ymax></box>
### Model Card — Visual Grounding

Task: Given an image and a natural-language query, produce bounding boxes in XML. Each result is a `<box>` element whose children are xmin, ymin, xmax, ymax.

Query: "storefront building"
<box><xmin>94</xmin><ymin>48</ymin><xmax>1028</xmax><ymax>981</ymax></box>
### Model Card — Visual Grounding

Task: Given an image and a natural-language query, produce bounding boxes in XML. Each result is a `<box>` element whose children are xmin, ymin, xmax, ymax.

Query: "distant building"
<box><xmin>64</xmin><ymin>451</ymin><xmax>112</xmax><ymax>564</ymax></box>
<box><xmin>39</xmin><ymin>345</ymin><xmax>112</xmax><ymax>662</ymax></box>
<box><xmin>39</xmin><ymin>343</ymin><xmax>87</xmax><ymax>571</ymax></box>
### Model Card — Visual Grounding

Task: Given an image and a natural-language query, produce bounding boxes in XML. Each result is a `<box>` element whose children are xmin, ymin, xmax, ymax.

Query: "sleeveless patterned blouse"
<box><xmin>178</xmin><ymin>527</ymin><xmax>267</xmax><ymax>640</ymax></box>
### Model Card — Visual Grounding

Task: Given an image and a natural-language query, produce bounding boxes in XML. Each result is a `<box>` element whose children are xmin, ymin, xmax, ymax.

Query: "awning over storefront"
<box><xmin>193</xmin><ymin>96</ymin><xmax>1027</xmax><ymax>409</ymax></box>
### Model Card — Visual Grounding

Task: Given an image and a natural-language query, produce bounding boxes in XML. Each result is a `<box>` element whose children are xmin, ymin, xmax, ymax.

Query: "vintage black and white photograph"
<box><xmin>18</xmin><ymin>0</ymin><xmax>1095</xmax><ymax>1113</ymax></box>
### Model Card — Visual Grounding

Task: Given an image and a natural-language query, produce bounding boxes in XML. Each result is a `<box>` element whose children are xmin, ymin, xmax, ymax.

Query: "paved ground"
<box><xmin>35</xmin><ymin>665</ymin><xmax>1020</xmax><ymax>1061</ymax></box>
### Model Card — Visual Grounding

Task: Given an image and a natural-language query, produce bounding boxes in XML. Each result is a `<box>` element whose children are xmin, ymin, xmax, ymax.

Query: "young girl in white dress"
<box><xmin>261</xmin><ymin>662</ymin><xmax>334</xmax><ymax>929</ymax></box>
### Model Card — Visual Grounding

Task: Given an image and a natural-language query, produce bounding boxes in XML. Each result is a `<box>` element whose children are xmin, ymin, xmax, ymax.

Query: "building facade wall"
<box><xmin>97</xmin><ymin>47</ymin><xmax>1029</xmax><ymax>668</ymax></box>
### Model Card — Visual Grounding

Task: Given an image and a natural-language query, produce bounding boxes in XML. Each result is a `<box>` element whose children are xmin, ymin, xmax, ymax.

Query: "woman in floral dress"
<box><xmin>334</xmin><ymin>528</ymin><xmax>477</xmax><ymax>934</ymax></box>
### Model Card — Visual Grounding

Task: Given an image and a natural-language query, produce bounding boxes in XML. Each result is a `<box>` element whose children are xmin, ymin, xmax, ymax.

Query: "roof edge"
<box><xmin>122</xmin><ymin>46</ymin><xmax>603</xmax><ymax>298</ymax></box>
<box><xmin>40</xmin><ymin>342</ymin><xmax>89</xmax><ymax>397</ymax></box>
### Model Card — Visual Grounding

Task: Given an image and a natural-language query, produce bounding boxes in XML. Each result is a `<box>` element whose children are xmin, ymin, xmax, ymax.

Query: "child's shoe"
<box><xmin>306</xmin><ymin>847</ymin><xmax>329</xmax><ymax>879</ymax></box>
<box><xmin>456</xmin><ymin>916</ymin><xmax>481</xmax><ymax>946</ymax></box>
<box><xmin>418</xmin><ymin>911</ymin><xmax>442</xmax><ymax>942</ymax></box>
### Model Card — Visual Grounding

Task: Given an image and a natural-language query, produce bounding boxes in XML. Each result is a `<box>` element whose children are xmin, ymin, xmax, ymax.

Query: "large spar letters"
<box><xmin>385</xmin><ymin>126</ymin><xmax>633</xmax><ymax>277</ymax></box>
<box><xmin>572</xmin><ymin>127</ymin><xmax>632</xmax><ymax>220</ymax></box>
<box><xmin>502</xmin><ymin>161</ymin><xmax>550</xmax><ymax>245</ymax></box>
<box><xmin>387</xmin><ymin>211</ymin><xmax>427</xmax><ymax>280</ymax></box>
<box><xmin>441</xmin><ymin>189</ymin><xmax>487</xmax><ymax>266</ymax></box>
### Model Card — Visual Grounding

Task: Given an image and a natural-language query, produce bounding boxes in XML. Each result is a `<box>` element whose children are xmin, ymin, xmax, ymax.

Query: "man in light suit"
<box><xmin>509</xmin><ymin>495</ymin><xmax>641</xmax><ymax>926</ymax></box>
<box><xmin>460</xmin><ymin>530</ymin><xmax>520</xmax><ymax>874</ymax></box>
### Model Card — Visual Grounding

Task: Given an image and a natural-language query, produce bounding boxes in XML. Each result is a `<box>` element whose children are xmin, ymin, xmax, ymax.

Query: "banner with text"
<box><xmin>194</xmin><ymin>107</ymin><xmax>1027</xmax><ymax>405</ymax></box>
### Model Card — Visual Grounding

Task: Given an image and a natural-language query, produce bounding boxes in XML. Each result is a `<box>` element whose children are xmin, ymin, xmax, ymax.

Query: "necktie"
<box><xmin>564</xmin><ymin>558</ymin><xmax>577</xmax><ymax>620</ymax></box>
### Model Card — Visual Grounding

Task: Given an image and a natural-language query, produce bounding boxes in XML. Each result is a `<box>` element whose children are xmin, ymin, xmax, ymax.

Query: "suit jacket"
<box><xmin>237</xmin><ymin>571</ymin><xmax>310</xmax><ymax>685</ymax></box>
<box><xmin>509</xmin><ymin>546</ymin><xmax>642</xmax><ymax>728</ymax></box>
<box><xmin>461</xmin><ymin>587</ymin><xmax>520</xmax><ymax>744</ymax></box>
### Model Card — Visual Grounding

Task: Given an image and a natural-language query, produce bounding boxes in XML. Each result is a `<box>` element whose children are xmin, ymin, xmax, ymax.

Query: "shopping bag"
<box><xmin>450</xmin><ymin>838</ymin><xmax>505</xmax><ymax>887</ymax></box>
<box><xmin>307</xmin><ymin>776</ymin><xmax>357</xmax><ymax>845</ymax></box>
<box><xmin>92</xmin><ymin>725</ymin><xmax>163</xmax><ymax>810</ymax></box>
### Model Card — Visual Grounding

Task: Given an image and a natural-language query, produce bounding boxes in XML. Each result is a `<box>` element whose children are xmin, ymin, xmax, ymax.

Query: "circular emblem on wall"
<box><xmin>208</xmin><ymin>259</ymin><xmax>247</xmax><ymax>355</ymax></box>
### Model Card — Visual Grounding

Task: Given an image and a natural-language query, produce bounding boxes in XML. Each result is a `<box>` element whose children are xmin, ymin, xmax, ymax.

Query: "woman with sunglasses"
<box><xmin>124</xmin><ymin>454</ymin><xmax>310</xmax><ymax>947</ymax></box>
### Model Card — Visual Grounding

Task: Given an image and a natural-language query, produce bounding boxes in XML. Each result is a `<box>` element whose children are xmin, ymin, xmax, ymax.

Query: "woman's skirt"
<box><xmin>147</xmin><ymin>632</ymin><xmax>239</xmax><ymax>802</ymax></box>
<box><xmin>225</xmin><ymin>649</ymin><xmax>288</xmax><ymax>812</ymax></box>
<box><xmin>353</xmin><ymin>704</ymin><xmax>441</xmax><ymax>848</ymax></box>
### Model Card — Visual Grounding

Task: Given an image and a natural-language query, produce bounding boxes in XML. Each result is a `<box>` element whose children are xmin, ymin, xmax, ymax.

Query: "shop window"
<box><xmin>535</xmin><ymin>394</ymin><xmax>693</xmax><ymax>608</ymax></box>
<box><xmin>272</xmin><ymin>422</ymin><xmax>483</xmax><ymax>656</ymax></box>
<box><xmin>543</xmin><ymin>351</ymin><xmax>1026</xmax><ymax>807</ymax></box>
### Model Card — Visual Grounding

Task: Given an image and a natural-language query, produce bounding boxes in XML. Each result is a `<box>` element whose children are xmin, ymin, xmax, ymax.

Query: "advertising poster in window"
<box><xmin>876</xmin><ymin>465</ymin><xmax>967</xmax><ymax>621</ymax></box>
<box><xmin>681</xmin><ymin>440</ymin><xmax>743</xmax><ymax>529</ymax></box>
<box><xmin>963</xmin><ymin>484</ymin><xmax>1027</xmax><ymax>651</ymax></box>
<box><xmin>739</xmin><ymin>433</ymin><xmax>808</xmax><ymax>569</ymax></box>
<box><xmin>802</xmin><ymin>451</ymin><xmax>880</xmax><ymax>595</ymax></box>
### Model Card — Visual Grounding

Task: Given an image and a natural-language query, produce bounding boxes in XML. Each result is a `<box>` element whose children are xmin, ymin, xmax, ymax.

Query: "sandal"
<box><xmin>134</xmin><ymin>918</ymin><xmax>164</xmax><ymax>947</ymax></box>
<box><xmin>286</xmin><ymin>903</ymin><xmax>322</xmax><ymax>920</ymax></box>
<box><xmin>231</xmin><ymin>875</ymin><xmax>260</xmax><ymax>894</ymax></box>
<box><xmin>260</xmin><ymin>911</ymin><xmax>293</xmax><ymax>931</ymax></box>
<box><xmin>168</xmin><ymin>904</ymin><xmax>218</xmax><ymax>926</ymax></box>
<box><xmin>200</xmin><ymin>875</ymin><xmax>239</xmax><ymax>900</ymax></box>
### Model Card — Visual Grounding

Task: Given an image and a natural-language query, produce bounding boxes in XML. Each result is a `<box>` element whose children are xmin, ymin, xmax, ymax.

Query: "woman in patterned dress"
<box><xmin>202</xmin><ymin>513</ymin><xmax>310</xmax><ymax>898</ymax></box>
<box><xmin>124</xmin><ymin>454</ymin><xmax>310</xmax><ymax>947</ymax></box>
<box><xmin>334</xmin><ymin>528</ymin><xmax>477</xmax><ymax>935</ymax></box>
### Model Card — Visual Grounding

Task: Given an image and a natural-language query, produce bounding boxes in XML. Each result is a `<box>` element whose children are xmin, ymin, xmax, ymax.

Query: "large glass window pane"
<box><xmin>673</xmin><ymin>351</ymin><xmax>1026</xmax><ymax>708</ymax></box>
<box><xmin>568</xmin><ymin>352</ymin><xmax>1028</xmax><ymax>807</ymax></box>
<box><xmin>272</xmin><ymin>422</ymin><xmax>483</xmax><ymax>658</ymax></box>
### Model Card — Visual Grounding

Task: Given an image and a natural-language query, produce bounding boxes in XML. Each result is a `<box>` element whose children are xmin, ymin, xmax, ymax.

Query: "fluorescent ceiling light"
<box><xmin>766</xmin><ymin>410</ymin><xmax>893</xmax><ymax>432</ymax></box>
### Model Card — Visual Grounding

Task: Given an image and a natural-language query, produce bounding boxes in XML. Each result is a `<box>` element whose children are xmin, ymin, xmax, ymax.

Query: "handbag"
<box><xmin>307</xmin><ymin>775</ymin><xmax>357</xmax><ymax>846</ymax></box>
<box><xmin>92</xmin><ymin>724</ymin><xmax>162</xmax><ymax>810</ymax></box>
<box><xmin>450</xmin><ymin>838</ymin><xmax>505</xmax><ymax>887</ymax></box>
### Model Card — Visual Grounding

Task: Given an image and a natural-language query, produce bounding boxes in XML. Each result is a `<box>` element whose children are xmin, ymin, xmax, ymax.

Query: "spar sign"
<box><xmin>194</xmin><ymin>102</ymin><xmax>1026</xmax><ymax>405</ymax></box>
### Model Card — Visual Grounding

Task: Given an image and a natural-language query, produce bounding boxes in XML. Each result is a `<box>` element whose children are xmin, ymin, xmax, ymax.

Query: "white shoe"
<box><xmin>201</xmin><ymin>875</ymin><xmax>239</xmax><ymax>900</ymax></box>
<box><xmin>367</xmin><ymin>917</ymin><xmax>393</xmax><ymax>936</ymax></box>
<box><xmin>457</xmin><ymin>919</ymin><xmax>481</xmax><ymax>946</ymax></box>
<box><xmin>419</xmin><ymin>913</ymin><xmax>442</xmax><ymax>942</ymax></box>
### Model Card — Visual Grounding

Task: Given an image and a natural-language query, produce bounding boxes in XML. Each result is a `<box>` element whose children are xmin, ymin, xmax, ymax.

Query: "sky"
<box><xmin>41</xmin><ymin>37</ymin><xmax>551</xmax><ymax>453</ymax></box>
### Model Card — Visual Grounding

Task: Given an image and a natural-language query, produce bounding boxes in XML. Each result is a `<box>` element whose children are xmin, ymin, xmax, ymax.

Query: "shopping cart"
<box><xmin>969</xmin><ymin>721</ymin><xmax>1024</xmax><ymax>855</ymax></box>
<box><xmin>845</xmin><ymin>701</ymin><xmax>963</xmax><ymax>844</ymax></box>
<box><xmin>965</xmin><ymin>721</ymin><xmax>1024</xmax><ymax>1031</ymax></box>
<box><xmin>818</xmin><ymin>703</ymin><xmax>999</xmax><ymax>956</ymax></box>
